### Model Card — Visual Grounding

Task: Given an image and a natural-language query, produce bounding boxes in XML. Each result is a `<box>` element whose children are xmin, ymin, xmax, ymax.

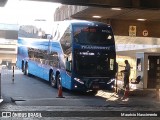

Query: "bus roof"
<box><xmin>18</xmin><ymin>20</ymin><xmax>112</xmax><ymax>42</ymax></box>
<box><xmin>55</xmin><ymin>19</ymin><xmax>111</xmax><ymax>27</ymax></box>
<box><xmin>52</xmin><ymin>20</ymin><xmax>111</xmax><ymax>41</ymax></box>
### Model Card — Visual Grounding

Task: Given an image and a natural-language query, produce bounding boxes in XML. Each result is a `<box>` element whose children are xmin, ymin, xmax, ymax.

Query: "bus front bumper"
<box><xmin>72</xmin><ymin>77</ymin><xmax>115</xmax><ymax>91</ymax></box>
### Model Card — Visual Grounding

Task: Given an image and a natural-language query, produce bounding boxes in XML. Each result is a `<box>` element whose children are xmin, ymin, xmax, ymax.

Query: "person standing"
<box><xmin>120</xmin><ymin>60</ymin><xmax>131</xmax><ymax>89</ymax></box>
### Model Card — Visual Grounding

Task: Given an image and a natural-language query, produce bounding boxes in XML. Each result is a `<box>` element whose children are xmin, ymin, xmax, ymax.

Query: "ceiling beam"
<box><xmin>25</xmin><ymin>0</ymin><xmax>160</xmax><ymax>9</ymax></box>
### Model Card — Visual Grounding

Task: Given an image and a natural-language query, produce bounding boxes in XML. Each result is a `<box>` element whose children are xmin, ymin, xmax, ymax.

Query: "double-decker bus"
<box><xmin>16</xmin><ymin>20</ymin><xmax>116</xmax><ymax>92</ymax></box>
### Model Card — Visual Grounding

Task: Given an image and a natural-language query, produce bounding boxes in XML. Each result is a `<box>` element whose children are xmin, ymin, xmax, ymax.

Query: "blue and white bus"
<box><xmin>16</xmin><ymin>20</ymin><xmax>116</xmax><ymax>92</ymax></box>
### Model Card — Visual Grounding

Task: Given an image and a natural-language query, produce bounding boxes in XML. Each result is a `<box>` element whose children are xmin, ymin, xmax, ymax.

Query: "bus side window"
<box><xmin>66</xmin><ymin>56</ymin><xmax>72</xmax><ymax>72</ymax></box>
<box><xmin>28</xmin><ymin>47</ymin><xmax>35</xmax><ymax>60</ymax></box>
<box><xmin>49</xmin><ymin>60</ymin><xmax>53</xmax><ymax>66</ymax></box>
<box><xmin>45</xmin><ymin>60</ymin><xmax>49</xmax><ymax>65</ymax></box>
<box><xmin>60</xmin><ymin>26</ymin><xmax>71</xmax><ymax>55</ymax></box>
<box><xmin>40</xmin><ymin>59</ymin><xmax>45</xmax><ymax>64</ymax></box>
<box><xmin>37</xmin><ymin>59</ymin><xmax>40</xmax><ymax>62</ymax></box>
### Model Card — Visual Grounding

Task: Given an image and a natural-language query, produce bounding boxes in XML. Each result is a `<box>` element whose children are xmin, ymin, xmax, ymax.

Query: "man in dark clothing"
<box><xmin>121</xmin><ymin>60</ymin><xmax>131</xmax><ymax>88</ymax></box>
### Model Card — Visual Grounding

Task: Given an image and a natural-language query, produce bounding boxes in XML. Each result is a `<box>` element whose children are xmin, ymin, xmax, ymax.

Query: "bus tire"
<box><xmin>24</xmin><ymin>62</ymin><xmax>28</xmax><ymax>75</ymax></box>
<box><xmin>50</xmin><ymin>72</ymin><xmax>57</xmax><ymax>88</ymax></box>
<box><xmin>56</xmin><ymin>74</ymin><xmax>61</xmax><ymax>88</ymax></box>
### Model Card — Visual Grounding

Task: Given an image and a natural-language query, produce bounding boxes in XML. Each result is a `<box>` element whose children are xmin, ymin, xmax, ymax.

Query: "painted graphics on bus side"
<box><xmin>16</xmin><ymin>20</ymin><xmax>116</xmax><ymax>92</ymax></box>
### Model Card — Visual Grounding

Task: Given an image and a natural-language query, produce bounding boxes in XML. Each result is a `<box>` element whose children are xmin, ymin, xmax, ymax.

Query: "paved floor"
<box><xmin>0</xmin><ymin>68</ymin><xmax>160</xmax><ymax>119</ymax></box>
<box><xmin>0</xmin><ymin>68</ymin><xmax>160</xmax><ymax>106</ymax></box>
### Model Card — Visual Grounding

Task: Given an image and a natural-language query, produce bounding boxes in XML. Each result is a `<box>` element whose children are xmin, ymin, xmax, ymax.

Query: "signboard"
<box><xmin>129</xmin><ymin>26</ymin><xmax>136</xmax><ymax>37</ymax></box>
<box><xmin>143</xmin><ymin>30</ymin><xmax>148</xmax><ymax>36</ymax></box>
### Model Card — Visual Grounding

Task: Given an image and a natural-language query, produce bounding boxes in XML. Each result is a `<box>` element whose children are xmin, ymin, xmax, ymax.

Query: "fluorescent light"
<box><xmin>137</xmin><ymin>19</ymin><xmax>146</xmax><ymax>21</ymax></box>
<box><xmin>92</xmin><ymin>16</ymin><xmax>101</xmax><ymax>18</ymax></box>
<box><xmin>34</xmin><ymin>19</ymin><xmax>46</xmax><ymax>21</ymax></box>
<box><xmin>111</xmin><ymin>8</ymin><xmax>122</xmax><ymax>10</ymax></box>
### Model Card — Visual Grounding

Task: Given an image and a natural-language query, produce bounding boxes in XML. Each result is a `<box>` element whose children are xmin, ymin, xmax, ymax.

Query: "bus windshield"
<box><xmin>75</xmin><ymin>50</ymin><xmax>115</xmax><ymax>77</ymax></box>
<box><xmin>73</xmin><ymin>25</ymin><xmax>114</xmax><ymax>45</ymax></box>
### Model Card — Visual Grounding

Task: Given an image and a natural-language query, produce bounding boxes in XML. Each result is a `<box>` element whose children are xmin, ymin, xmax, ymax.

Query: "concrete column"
<box><xmin>0</xmin><ymin>69</ymin><xmax>3</xmax><ymax>103</ymax></box>
<box><xmin>0</xmin><ymin>73</ymin><xmax>1</xmax><ymax>98</ymax></box>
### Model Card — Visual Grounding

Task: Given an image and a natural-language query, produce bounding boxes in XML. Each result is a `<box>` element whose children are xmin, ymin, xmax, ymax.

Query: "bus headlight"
<box><xmin>74</xmin><ymin>78</ymin><xmax>84</xmax><ymax>84</ymax></box>
<box><xmin>107</xmin><ymin>78</ymin><xmax>115</xmax><ymax>84</ymax></box>
<box><xmin>111</xmin><ymin>85</ymin><xmax>114</xmax><ymax>88</ymax></box>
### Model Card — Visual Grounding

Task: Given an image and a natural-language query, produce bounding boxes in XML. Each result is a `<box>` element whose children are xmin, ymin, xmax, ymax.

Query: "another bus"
<box><xmin>16</xmin><ymin>20</ymin><xmax>116</xmax><ymax>92</ymax></box>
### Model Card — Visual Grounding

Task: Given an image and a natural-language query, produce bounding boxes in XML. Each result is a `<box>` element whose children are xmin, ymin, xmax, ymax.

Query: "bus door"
<box><xmin>64</xmin><ymin>55</ymin><xmax>72</xmax><ymax>89</ymax></box>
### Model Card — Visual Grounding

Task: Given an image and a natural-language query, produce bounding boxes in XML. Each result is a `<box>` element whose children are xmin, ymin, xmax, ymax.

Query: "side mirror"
<box><xmin>47</xmin><ymin>34</ymin><xmax>52</xmax><ymax>39</ymax></box>
<box><xmin>66</xmin><ymin>42</ymin><xmax>70</xmax><ymax>47</ymax></box>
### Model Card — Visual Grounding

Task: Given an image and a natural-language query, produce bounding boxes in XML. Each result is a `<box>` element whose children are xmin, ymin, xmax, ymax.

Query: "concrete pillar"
<box><xmin>0</xmin><ymin>72</ymin><xmax>3</xmax><ymax>103</ymax></box>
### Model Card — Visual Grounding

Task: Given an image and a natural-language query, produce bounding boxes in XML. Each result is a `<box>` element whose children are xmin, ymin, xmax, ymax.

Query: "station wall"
<box><xmin>112</xmin><ymin>19</ymin><xmax>160</xmax><ymax>38</ymax></box>
<box><xmin>0</xmin><ymin>24</ymin><xmax>18</xmax><ymax>66</ymax></box>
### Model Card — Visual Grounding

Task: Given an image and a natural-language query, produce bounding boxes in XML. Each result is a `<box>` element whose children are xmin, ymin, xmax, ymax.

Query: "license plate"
<box><xmin>93</xmin><ymin>85</ymin><xmax>99</xmax><ymax>89</ymax></box>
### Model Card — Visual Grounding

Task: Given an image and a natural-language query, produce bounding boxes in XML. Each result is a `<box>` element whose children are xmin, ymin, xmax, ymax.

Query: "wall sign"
<box><xmin>143</xmin><ymin>30</ymin><xmax>148</xmax><ymax>36</ymax></box>
<box><xmin>129</xmin><ymin>26</ymin><xmax>136</xmax><ymax>37</ymax></box>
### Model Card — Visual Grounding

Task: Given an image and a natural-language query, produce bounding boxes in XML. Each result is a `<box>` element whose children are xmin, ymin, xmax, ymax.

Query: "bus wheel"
<box><xmin>56</xmin><ymin>74</ymin><xmax>61</xmax><ymax>88</ymax></box>
<box><xmin>24</xmin><ymin>63</ymin><xmax>28</xmax><ymax>75</ymax></box>
<box><xmin>50</xmin><ymin>72</ymin><xmax>56</xmax><ymax>88</ymax></box>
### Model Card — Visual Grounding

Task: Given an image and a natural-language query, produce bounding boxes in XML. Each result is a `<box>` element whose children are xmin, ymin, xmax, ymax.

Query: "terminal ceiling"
<box><xmin>25</xmin><ymin>0</ymin><xmax>160</xmax><ymax>22</ymax></box>
<box><xmin>1</xmin><ymin>0</ymin><xmax>160</xmax><ymax>22</ymax></box>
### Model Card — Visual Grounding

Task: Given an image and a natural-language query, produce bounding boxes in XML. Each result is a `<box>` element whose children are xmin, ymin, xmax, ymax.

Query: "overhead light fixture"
<box><xmin>137</xmin><ymin>19</ymin><xmax>146</xmax><ymax>21</ymax></box>
<box><xmin>111</xmin><ymin>8</ymin><xmax>122</xmax><ymax>10</ymax></box>
<box><xmin>34</xmin><ymin>19</ymin><xmax>46</xmax><ymax>21</ymax></box>
<box><xmin>92</xmin><ymin>16</ymin><xmax>102</xmax><ymax>18</ymax></box>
